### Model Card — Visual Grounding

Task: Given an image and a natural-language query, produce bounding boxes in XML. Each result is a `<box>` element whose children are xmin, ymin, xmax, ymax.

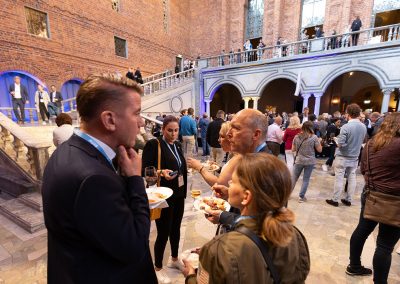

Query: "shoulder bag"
<box><xmin>293</xmin><ymin>136</ymin><xmax>307</xmax><ymax>165</ymax></box>
<box><xmin>363</xmin><ymin>142</ymin><xmax>400</xmax><ymax>228</ymax></box>
<box><xmin>156</xmin><ymin>139</ymin><xmax>162</xmax><ymax>187</ymax></box>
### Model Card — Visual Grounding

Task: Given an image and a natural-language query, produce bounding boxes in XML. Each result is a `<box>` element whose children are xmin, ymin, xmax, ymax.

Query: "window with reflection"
<box><xmin>114</xmin><ymin>36</ymin><xmax>127</xmax><ymax>58</ymax></box>
<box><xmin>24</xmin><ymin>7</ymin><xmax>49</xmax><ymax>38</ymax></box>
<box><xmin>245</xmin><ymin>0</ymin><xmax>264</xmax><ymax>40</ymax></box>
<box><xmin>301</xmin><ymin>0</ymin><xmax>326</xmax><ymax>28</ymax></box>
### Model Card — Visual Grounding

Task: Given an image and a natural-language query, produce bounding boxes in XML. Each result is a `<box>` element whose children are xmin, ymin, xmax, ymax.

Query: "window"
<box><xmin>245</xmin><ymin>0</ymin><xmax>264</xmax><ymax>39</ymax></box>
<box><xmin>111</xmin><ymin>0</ymin><xmax>120</xmax><ymax>12</ymax></box>
<box><xmin>162</xmin><ymin>0</ymin><xmax>170</xmax><ymax>32</ymax></box>
<box><xmin>24</xmin><ymin>7</ymin><xmax>49</xmax><ymax>38</ymax></box>
<box><xmin>114</xmin><ymin>36</ymin><xmax>127</xmax><ymax>58</ymax></box>
<box><xmin>301</xmin><ymin>0</ymin><xmax>326</xmax><ymax>28</ymax></box>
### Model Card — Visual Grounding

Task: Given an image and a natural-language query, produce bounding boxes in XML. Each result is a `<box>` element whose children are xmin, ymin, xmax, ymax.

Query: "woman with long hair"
<box><xmin>142</xmin><ymin>115</ymin><xmax>188</xmax><ymax>284</ymax></box>
<box><xmin>182</xmin><ymin>153</ymin><xmax>310</xmax><ymax>283</ymax></box>
<box><xmin>347</xmin><ymin>112</ymin><xmax>400</xmax><ymax>282</ymax></box>
<box><xmin>292</xmin><ymin>121</ymin><xmax>322</xmax><ymax>202</ymax></box>
<box><xmin>283</xmin><ymin>116</ymin><xmax>302</xmax><ymax>173</ymax></box>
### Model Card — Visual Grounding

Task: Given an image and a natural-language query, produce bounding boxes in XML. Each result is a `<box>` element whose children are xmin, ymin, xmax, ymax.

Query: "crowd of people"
<box><xmin>40</xmin><ymin>73</ymin><xmax>399</xmax><ymax>284</ymax></box>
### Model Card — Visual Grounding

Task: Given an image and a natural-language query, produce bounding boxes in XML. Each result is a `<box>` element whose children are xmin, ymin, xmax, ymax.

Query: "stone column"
<box><xmin>243</xmin><ymin>97</ymin><xmax>251</xmax><ymax>109</ymax></box>
<box><xmin>381</xmin><ymin>88</ymin><xmax>392</xmax><ymax>113</ymax></box>
<box><xmin>252</xmin><ymin>97</ymin><xmax>260</xmax><ymax>110</ymax></box>
<box><xmin>313</xmin><ymin>93</ymin><xmax>323</xmax><ymax>115</ymax></box>
<box><xmin>204</xmin><ymin>99</ymin><xmax>211</xmax><ymax>117</ymax></box>
<box><xmin>302</xmin><ymin>93</ymin><xmax>311</xmax><ymax>110</ymax></box>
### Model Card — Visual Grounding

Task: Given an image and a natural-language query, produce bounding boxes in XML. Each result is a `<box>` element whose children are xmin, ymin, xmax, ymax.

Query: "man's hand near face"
<box><xmin>118</xmin><ymin>146</ymin><xmax>141</xmax><ymax>176</ymax></box>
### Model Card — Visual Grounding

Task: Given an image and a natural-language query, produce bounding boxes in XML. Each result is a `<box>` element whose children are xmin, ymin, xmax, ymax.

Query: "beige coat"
<box><xmin>34</xmin><ymin>90</ymin><xmax>51</xmax><ymax>112</ymax></box>
<box><xmin>187</xmin><ymin>218</ymin><xmax>310</xmax><ymax>284</ymax></box>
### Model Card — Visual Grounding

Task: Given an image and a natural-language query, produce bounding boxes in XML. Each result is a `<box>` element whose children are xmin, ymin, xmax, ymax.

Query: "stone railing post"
<box><xmin>26</xmin><ymin>146</ymin><xmax>50</xmax><ymax>181</ymax></box>
<box><xmin>1</xmin><ymin>127</ymin><xmax>12</xmax><ymax>149</ymax></box>
<box><xmin>13</xmin><ymin>137</ymin><xmax>25</xmax><ymax>161</ymax></box>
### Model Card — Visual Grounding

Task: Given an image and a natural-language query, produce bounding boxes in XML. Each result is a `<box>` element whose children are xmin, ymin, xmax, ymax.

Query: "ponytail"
<box><xmin>261</xmin><ymin>207</ymin><xmax>295</xmax><ymax>247</ymax></box>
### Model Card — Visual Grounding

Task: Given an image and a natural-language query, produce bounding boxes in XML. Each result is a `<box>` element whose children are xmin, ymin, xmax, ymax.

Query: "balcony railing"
<box><xmin>0</xmin><ymin>107</ymin><xmax>39</xmax><ymax>123</ymax></box>
<box><xmin>200</xmin><ymin>23</ymin><xmax>400</xmax><ymax>68</ymax></box>
<box><xmin>142</xmin><ymin>69</ymin><xmax>174</xmax><ymax>84</ymax></box>
<box><xmin>142</xmin><ymin>68</ymin><xmax>195</xmax><ymax>96</ymax></box>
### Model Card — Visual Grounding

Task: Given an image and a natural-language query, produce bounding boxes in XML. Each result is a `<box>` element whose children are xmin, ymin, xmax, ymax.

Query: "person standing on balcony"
<box><xmin>179</xmin><ymin>107</ymin><xmax>197</xmax><ymax>157</ymax></box>
<box><xmin>9</xmin><ymin>76</ymin><xmax>29</xmax><ymax>124</ymax></box>
<box><xmin>134</xmin><ymin>67</ymin><xmax>143</xmax><ymax>84</ymax></box>
<box><xmin>126</xmin><ymin>67</ymin><xmax>135</xmax><ymax>81</ymax></box>
<box><xmin>48</xmin><ymin>85</ymin><xmax>63</xmax><ymax>117</ymax></box>
<box><xmin>243</xmin><ymin>39</ymin><xmax>252</xmax><ymax>61</ymax></box>
<box><xmin>219</xmin><ymin>50</ymin><xmax>225</xmax><ymax>66</ymax></box>
<box><xmin>34</xmin><ymin>84</ymin><xmax>50</xmax><ymax>125</ymax></box>
<box><xmin>351</xmin><ymin>16</ymin><xmax>362</xmax><ymax>46</ymax></box>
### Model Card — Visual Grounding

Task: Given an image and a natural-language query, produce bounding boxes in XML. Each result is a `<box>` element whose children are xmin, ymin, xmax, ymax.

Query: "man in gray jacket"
<box><xmin>326</xmin><ymin>104</ymin><xmax>366</xmax><ymax>207</ymax></box>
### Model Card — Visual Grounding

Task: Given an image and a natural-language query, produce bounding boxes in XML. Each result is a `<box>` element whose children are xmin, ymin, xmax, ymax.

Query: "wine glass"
<box><xmin>145</xmin><ymin>166</ymin><xmax>158</xmax><ymax>189</ymax></box>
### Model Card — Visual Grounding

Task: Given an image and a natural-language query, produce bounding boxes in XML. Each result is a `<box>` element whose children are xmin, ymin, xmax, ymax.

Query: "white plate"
<box><xmin>147</xmin><ymin>187</ymin><xmax>173</xmax><ymax>205</ymax></box>
<box><xmin>201</xmin><ymin>162</ymin><xmax>220</xmax><ymax>172</ymax></box>
<box><xmin>181</xmin><ymin>249</ymin><xmax>199</xmax><ymax>269</ymax></box>
<box><xmin>193</xmin><ymin>197</ymin><xmax>231</xmax><ymax>212</ymax></box>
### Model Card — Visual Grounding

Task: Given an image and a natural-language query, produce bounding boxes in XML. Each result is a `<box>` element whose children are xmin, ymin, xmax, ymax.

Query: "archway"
<box><xmin>320</xmin><ymin>71</ymin><xmax>392</xmax><ymax>114</ymax></box>
<box><xmin>0</xmin><ymin>70</ymin><xmax>46</xmax><ymax>122</ymax></box>
<box><xmin>61</xmin><ymin>79</ymin><xmax>82</xmax><ymax>112</ymax></box>
<box><xmin>258</xmin><ymin>79</ymin><xmax>301</xmax><ymax>114</ymax></box>
<box><xmin>210</xmin><ymin>84</ymin><xmax>243</xmax><ymax>118</ymax></box>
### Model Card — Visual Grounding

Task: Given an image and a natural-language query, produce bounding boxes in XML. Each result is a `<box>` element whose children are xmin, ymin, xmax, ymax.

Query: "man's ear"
<box><xmin>100</xmin><ymin>111</ymin><xmax>116</xmax><ymax>131</ymax></box>
<box><xmin>253</xmin><ymin>128</ymin><xmax>262</xmax><ymax>141</ymax></box>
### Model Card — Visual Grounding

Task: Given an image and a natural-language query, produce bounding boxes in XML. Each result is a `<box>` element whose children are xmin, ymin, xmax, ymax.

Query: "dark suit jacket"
<box><xmin>42</xmin><ymin>134</ymin><xmax>157</xmax><ymax>284</ymax></box>
<box><xmin>206</xmin><ymin>118</ymin><xmax>224</xmax><ymax>148</ymax></box>
<box><xmin>9</xmin><ymin>83</ymin><xmax>28</xmax><ymax>102</ymax></box>
<box><xmin>49</xmin><ymin>91</ymin><xmax>63</xmax><ymax>108</ymax></box>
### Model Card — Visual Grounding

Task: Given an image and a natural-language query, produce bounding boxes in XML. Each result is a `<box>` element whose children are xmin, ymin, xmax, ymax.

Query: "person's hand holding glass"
<box><xmin>144</xmin><ymin>166</ymin><xmax>158</xmax><ymax>188</ymax></box>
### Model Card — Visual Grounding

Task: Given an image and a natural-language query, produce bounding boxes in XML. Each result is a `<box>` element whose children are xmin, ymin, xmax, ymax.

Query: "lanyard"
<box><xmin>255</xmin><ymin>142</ymin><xmax>266</xmax><ymax>153</ymax></box>
<box><xmin>162</xmin><ymin>138</ymin><xmax>182</xmax><ymax>168</ymax></box>
<box><xmin>74</xmin><ymin>129</ymin><xmax>117</xmax><ymax>172</ymax></box>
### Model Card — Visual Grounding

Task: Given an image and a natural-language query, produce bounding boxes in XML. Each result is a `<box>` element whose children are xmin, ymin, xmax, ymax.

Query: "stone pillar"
<box><xmin>204</xmin><ymin>99</ymin><xmax>211</xmax><ymax>117</ymax></box>
<box><xmin>243</xmin><ymin>97</ymin><xmax>251</xmax><ymax>109</ymax></box>
<box><xmin>302</xmin><ymin>93</ymin><xmax>311</xmax><ymax>110</ymax></box>
<box><xmin>381</xmin><ymin>88</ymin><xmax>392</xmax><ymax>113</ymax></box>
<box><xmin>252</xmin><ymin>97</ymin><xmax>260</xmax><ymax>110</ymax></box>
<box><xmin>313</xmin><ymin>93</ymin><xmax>323</xmax><ymax>115</ymax></box>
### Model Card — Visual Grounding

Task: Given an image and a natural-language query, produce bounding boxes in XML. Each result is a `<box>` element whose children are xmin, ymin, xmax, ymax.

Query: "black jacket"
<box><xmin>351</xmin><ymin>19</ymin><xmax>362</xmax><ymax>31</ymax></box>
<box><xmin>49</xmin><ymin>91</ymin><xmax>63</xmax><ymax>108</ymax></box>
<box><xmin>142</xmin><ymin>138</ymin><xmax>187</xmax><ymax>199</ymax></box>
<box><xmin>9</xmin><ymin>83</ymin><xmax>29</xmax><ymax>102</ymax></box>
<box><xmin>42</xmin><ymin>134</ymin><xmax>157</xmax><ymax>284</ymax></box>
<box><xmin>206</xmin><ymin>118</ymin><xmax>224</xmax><ymax>148</ymax></box>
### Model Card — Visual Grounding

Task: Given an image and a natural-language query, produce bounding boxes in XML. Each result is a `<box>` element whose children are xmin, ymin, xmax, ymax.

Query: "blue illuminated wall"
<box><xmin>61</xmin><ymin>79</ymin><xmax>82</xmax><ymax>112</ymax></box>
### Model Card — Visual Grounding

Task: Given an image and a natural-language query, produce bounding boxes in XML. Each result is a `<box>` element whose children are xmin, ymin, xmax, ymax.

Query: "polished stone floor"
<box><xmin>0</xmin><ymin>148</ymin><xmax>399</xmax><ymax>283</ymax></box>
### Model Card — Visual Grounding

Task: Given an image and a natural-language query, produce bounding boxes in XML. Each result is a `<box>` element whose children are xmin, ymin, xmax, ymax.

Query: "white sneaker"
<box><xmin>155</xmin><ymin>269</ymin><xmax>171</xmax><ymax>284</ymax></box>
<box><xmin>42</xmin><ymin>121</ymin><xmax>47</xmax><ymax>125</ymax></box>
<box><xmin>298</xmin><ymin>197</ymin><xmax>307</xmax><ymax>203</ymax></box>
<box><xmin>167</xmin><ymin>257</ymin><xmax>184</xmax><ymax>271</ymax></box>
<box><xmin>322</xmin><ymin>165</ymin><xmax>328</xmax><ymax>172</ymax></box>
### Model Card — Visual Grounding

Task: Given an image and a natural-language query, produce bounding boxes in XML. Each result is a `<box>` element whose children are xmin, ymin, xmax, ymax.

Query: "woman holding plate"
<box><xmin>182</xmin><ymin>153</ymin><xmax>310</xmax><ymax>283</ymax></box>
<box><xmin>142</xmin><ymin>115</ymin><xmax>188</xmax><ymax>284</ymax></box>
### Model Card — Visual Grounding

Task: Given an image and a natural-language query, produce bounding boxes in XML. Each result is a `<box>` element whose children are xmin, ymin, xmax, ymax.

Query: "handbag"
<box><xmin>363</xmin><ymin>142</ymin><xmax>400</xmax><ymax>228</ymax></box>
<box><xmin>156</xmin><ymin>139</ymin><xmax>162</xmax><ymax>187</ymax></box>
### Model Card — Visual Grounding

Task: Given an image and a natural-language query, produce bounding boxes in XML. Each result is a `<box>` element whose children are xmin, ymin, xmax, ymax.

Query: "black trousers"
<box><xmin>325</xmin><ymin>144</ymin><xmax>337</xmax><ymax>166</ymax></box>
<box><xmin>352</xmin><ymin>33</ymin><xmax>360</xmax><ymax>46</ymax></box>
<box><xmin>39</xmin><ymin>102</ymin><xmax>49</xmax><ymax>121</ymax></box>
<box><xmin>154</xmin><ymin>197</ymin><xmax>185</xmax><ymax>268</ymax></box>
<box><xmin>12</xmin><ymin>99</ymin><xmax>25</xmax><ymax>122</ymax></box>
<box><xmin>267</xmin><ymin>141</ymin><xmax>280</xmax><ymax>156</ymax></box>
<box><xmin>349</xmin><ymin>190</ymin><xmax>400</xmax><ymax>284</ymax></box>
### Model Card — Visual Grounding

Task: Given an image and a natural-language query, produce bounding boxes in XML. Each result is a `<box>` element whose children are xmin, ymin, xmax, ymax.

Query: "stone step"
<box><xmin>0</xmin><ymin>191</ymin><xmax>14</xmax><ymax>205</ymax></box>
<box><xmin>0</xmin><ymin>199</ymin><xmax>44</xmax><ymax>233</ymax></box>
<box><xmin>18</xmin><ymin>192</ymin><xmax>43</xmax><ymax>212</ymax></box>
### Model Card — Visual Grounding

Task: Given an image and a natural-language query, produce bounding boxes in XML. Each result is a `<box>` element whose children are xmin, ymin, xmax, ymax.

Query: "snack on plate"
<box><xmin>202</xmin><ymin>161</ymin><xmax>220</xmax><ymax>172</ymax></box>
<box><xmin>154</xmin><ymin>193</ymin><xmax>167</xmax><ymax>199</ymax></box>
<box><xmin>199</xmin><ymin>197</ymin><xmax>226</xmax><ymax>211</ymax></box>
<box><xmin>148</xmin><ymin>199</ymin><xmax>157</xmax><ymax>204</ymax></box>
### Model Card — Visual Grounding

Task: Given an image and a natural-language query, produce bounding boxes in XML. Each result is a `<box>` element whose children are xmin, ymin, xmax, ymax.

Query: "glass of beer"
<box><xmin>145</xmin><ymin>166</ymin><xmax>158</xmax><ymax>188</ymax></box>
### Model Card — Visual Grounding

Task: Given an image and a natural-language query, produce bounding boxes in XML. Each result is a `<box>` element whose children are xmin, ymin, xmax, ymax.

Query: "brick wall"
<box><xmin>0</xmin><ymin>0</ymin><xmax>379</xmax><ymax>90</ymax></box>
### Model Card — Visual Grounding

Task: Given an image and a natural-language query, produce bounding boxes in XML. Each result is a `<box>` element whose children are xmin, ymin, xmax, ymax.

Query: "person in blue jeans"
<box><xmin>198</xmin><ymin>113</ymin><xmax>210</xmax><ymax>156</ymax></box>
<box><xmin>292</xmin><ymin>121</ymin><xmax>322</xmax><ymax>202</ymax></box>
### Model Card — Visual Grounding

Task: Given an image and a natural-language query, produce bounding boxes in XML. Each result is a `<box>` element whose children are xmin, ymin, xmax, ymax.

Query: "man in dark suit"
<box><xmin>42</xmin><ymin>74</ymin><xmax>157</xmax><ymax>284</ymax></box>
<box><xmin>206</xmin><ymin>110</ymin><xmax>225</xmax><ymax>163</ymax></box>
<box><xmin>48</xmin><ymin>85</ymin><xmax>63</xmax><ymax>116</ymax></box>
<box><xmin>351</xmin><ymin>16</ymin><xmax>362</xmax><ymax>46</ymax></box>
<box><xmin>9</xmin><ymin>76</ymin><xmax>29</xmax><ymax>124</ymax></box>
<box><xmin>298</xmin><ymin>107</ymin><xmax>310</xmax><ymax>123</ymax></box>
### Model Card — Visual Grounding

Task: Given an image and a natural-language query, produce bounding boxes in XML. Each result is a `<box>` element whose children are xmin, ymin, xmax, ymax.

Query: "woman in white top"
<box><xmin>53</xmin><ymin>113</ymin><xmax>74</xmax><ymax>147</ymax></box>
<box><xmin>34</xmin><ymin>84</ymin><xmax>51</xmax><ymax>125</ymax></box>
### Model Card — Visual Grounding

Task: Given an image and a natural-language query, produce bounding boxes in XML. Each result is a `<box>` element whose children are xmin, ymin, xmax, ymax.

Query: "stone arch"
<box><xmin>256</xmin><ymin>73</ymin><xmax>301</xmax><ymax>96</ymax></box>
<box><xmin>61</xmin><ymin>78</ymin><xmax>83</xmax><ymax>112</ymax></box>
<box><xmin>320</xmin><ymin>66</ymin><xmax>384</xmax><ymax>93</ymax></box>
<box><xmin>209</xmin><ymin>83</ymin><xmax>243</xmax><ymax>117</ymax></box>
<box><xmin>207</xmin><ymin>78</ymin><xmax>245</xmax><ymax>100</ymax></box>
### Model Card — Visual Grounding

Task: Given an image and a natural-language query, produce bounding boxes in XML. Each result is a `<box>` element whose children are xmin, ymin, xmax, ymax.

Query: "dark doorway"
<box><xmin>259</xmin><ymin>79</ymin><xmax>300</xmax><ymax>114</ymax></box>
<box><xmin>374</xmin><ymin>9</ymin><xmax>400</xmax><ymax>41</ymax></box>
<box><xmin>210</xmin><ymin>84</ymin><xmax>242</xmax><ymax>118</ymax></box>
<box><xmin>303</xmin><ymin>24</ymin><xmax>324</xmax><ymax>39</ymax></box>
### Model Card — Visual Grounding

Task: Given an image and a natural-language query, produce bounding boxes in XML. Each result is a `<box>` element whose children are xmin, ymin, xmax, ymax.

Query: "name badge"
<box><xmin>178</xmin><ymin>175</ymin><xmax>184</xmax><ymax>188</ymax></box>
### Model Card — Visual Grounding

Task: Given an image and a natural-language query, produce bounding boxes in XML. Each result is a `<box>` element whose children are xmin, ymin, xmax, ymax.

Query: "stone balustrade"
<box><xmin>0</xmin><ymin>112</ymin><xmax>52</xmax><ymax>182</ymax></box>
<box><xmin>0</xmin><ymin>107</ymin><xmax>39</xmax><ymax>123</ymax></box>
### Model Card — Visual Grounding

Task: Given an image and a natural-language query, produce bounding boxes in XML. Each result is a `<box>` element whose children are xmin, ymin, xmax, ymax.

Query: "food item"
<box><xmin>148</xmin><ymin>199</ymin><xmax>157</xmax><ymax>204</ymax></box>
<box><xmin>199</xmin><ymin>197</ymin><xmax>226</xmax><ymax>211</ymax></box>
<box><xmin>154</xmin><ymin>193</ymin><xmax>167</xmax><ymax>199</ymax></box>
<box><xmin>208</xmin><ymin>164</ymin><xmax>219</xmax><ymax>171</ymax></box>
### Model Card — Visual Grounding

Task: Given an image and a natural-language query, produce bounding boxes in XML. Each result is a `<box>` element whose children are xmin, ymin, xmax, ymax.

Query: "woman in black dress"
<box><xmin>142</xmin><ymin>115</ymin><xmax>187</xmax><ymax>284</ymax></box>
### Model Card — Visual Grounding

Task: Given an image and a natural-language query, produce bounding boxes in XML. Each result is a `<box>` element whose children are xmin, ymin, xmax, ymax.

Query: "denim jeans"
<box><xmin>201</xmin><ymin>137</ymin><xmax>209</xmax><ymax>156</ymax></box>
<box><xmin>332</xmin><ymin>156</ymin><xmax>358</xmax><ymax>202</ymax></box>
<box><xmin>349</xmin><ymin>190</ymin><xmax>400</xmax><ymax>284</ymax></box>
<box><xmin>47</xmin><ymin>102</ymin><xmax>60</xmax><ymax>117</ymax></box>
<box><xmin>292</xmin><ymin>164</ymin><xmax>314</xmax><ymax>198</ymax></box>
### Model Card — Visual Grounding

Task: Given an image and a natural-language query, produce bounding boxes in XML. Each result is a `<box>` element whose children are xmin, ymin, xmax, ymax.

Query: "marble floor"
<box><xmin>0</xmin><ymin>154</ymin><xmax>399</xmax><ymax>283</ymax></box>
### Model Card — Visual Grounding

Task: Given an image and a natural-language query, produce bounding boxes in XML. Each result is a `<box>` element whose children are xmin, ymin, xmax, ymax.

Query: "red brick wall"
<box><xmin>0</xmin><ymin>0</ymin><xmax>378</xmax><ymax>90</ymax></box>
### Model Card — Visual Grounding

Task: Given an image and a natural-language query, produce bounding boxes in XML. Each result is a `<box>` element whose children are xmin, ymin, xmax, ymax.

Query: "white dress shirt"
<box><xmin>14</xmin><ymin>84</ymin><xmax>21</xmax><ymax>99</ymax></box>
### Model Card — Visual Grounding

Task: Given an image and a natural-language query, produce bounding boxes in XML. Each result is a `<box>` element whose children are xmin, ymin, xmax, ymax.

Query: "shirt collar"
<box><xmin>75</xmin><ymin>129</ymin><xmax>116</xmax><ymax>161</ymax></box>
<box><xmin>255</xmin><ymin>142</ymin><xmax>266</xmax><ymax>153</ymax></box>
<box><xmin>348</xmin><ymin>118</ymin><xmax>359</xmax><ymax>123</ymax></box>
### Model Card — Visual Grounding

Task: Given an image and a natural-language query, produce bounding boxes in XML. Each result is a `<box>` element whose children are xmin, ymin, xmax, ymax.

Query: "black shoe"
<box><xmin>326</xmin><ymin>199</ymin><xmax>339</xmax><ymax>207</ymax></box>
<box><xmin>341</xmin><ymin>199</ymin><xmax>351</xmax><ymax>206</ymax></box>
<box><xmin>345</xmin><ymin>265</ymin><xmax>372</xmax><ymax>276</ymax></box>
